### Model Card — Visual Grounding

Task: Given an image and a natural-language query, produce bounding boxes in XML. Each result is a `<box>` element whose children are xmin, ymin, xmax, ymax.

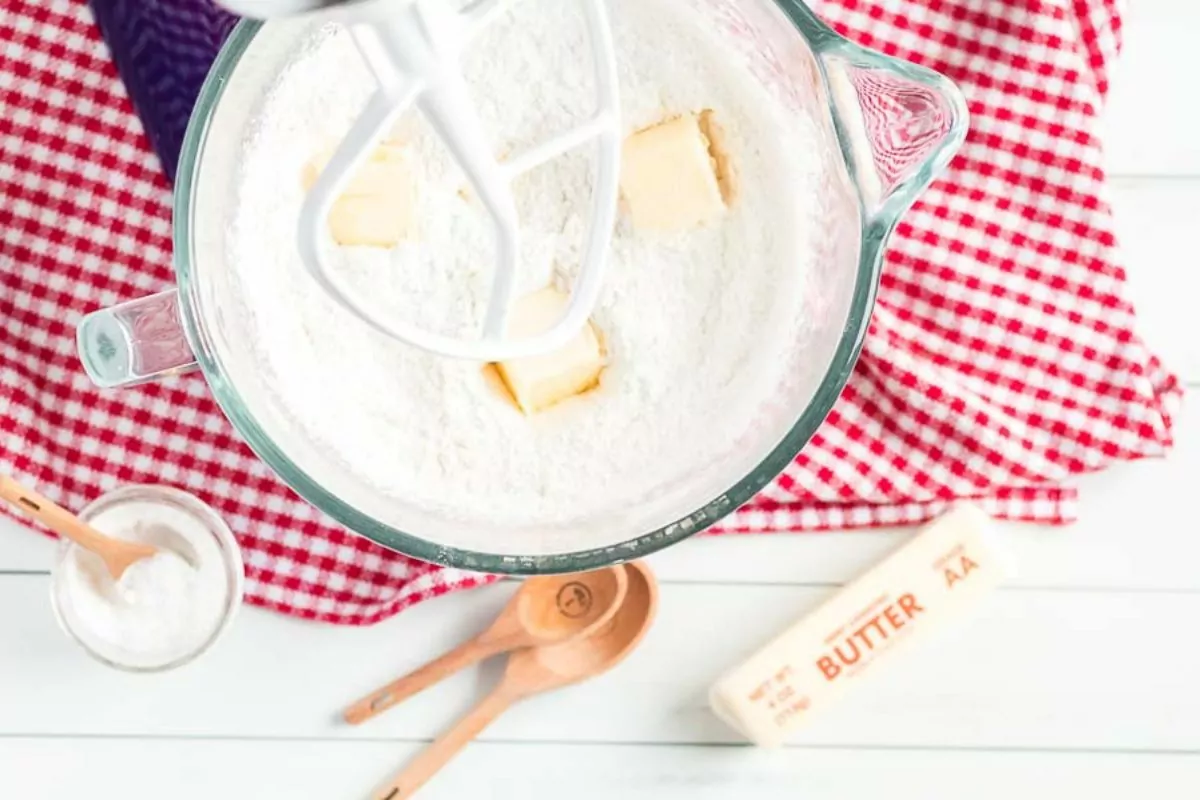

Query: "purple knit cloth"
<box><xmin>89</xmin><ymin>0</ymin><xmax>237</xmax><ymax>181</ymax></box>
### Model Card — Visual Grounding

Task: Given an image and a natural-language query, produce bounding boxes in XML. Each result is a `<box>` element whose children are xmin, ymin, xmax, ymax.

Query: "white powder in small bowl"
<box><xmin>52</xmin><ymin>487</ymin><xmax>243</xmax><ymax>671</ymax></box>
<box><xmin>226</xmin><ymin>0</ymin><xmax>823</xmax><ymax>530</ymax></box>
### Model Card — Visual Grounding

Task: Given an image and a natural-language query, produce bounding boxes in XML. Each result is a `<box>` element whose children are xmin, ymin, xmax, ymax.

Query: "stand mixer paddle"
<box><xmin>217</xmin><ymin>0</ymin><xmax>623</xmax><ymax>362</ymax></box>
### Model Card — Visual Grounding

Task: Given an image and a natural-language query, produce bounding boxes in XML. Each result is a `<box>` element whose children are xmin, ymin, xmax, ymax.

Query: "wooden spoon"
<box><xmin>344</xmin><ymin>565</ymin><xmax>629</xmax><ymax>725</ymax></box>
<box><xmin>371</xmin><ymin>561</ymin><xmax>658</xmax><ymax>800</ymax></box>
<box><xmin>0</xmin><ymin>475</ymin><xmax>157</xmax><ymax>580</ymax></box>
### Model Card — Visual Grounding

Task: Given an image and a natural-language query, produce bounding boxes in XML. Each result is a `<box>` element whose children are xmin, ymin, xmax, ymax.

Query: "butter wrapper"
<box><xmin>709</xmin><ymin>504</ymin><xmax>1010</xmax><ymax>746</ymax></box>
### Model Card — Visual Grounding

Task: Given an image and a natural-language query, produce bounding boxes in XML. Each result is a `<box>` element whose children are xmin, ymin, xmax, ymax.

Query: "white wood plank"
<box><xmin>0</xmin><ymin>517</ymin><xmax>53</xmax><ymax>572</ymax></box>
<box><xmin>653</xmin><ymin>402</ymin><xmax>1198</xmax><ymax>588</ymax></box>
<box><xmin>1104</xmin><ymin>0</ymin><xmax>1200</xmax><ymax>176</ymax></box>
<box><xmin>1</xmin><ymin>739</ymin><xmax>1198</xmax><ymax>800</ymax></box>
<box><xmin>1111</xmin><ymin>179</ymin><xmax>1200</xmax><ymax>381</ymax></box>
<box><xmin>1</xmin><ymin>576</ymin><xmax>1199</xmax><ymax>750</ymax></box>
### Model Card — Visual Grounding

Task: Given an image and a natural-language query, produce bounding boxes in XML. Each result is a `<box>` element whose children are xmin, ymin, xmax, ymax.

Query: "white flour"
<box><xmin>54</xmin><ymin>496</ymin><xmax>235</xmax><ymax>669</ymax></box>
<box><xmin>230</xmin><ymin>0</ymin><xmax>820</xmax><ymax>527</ymax></box>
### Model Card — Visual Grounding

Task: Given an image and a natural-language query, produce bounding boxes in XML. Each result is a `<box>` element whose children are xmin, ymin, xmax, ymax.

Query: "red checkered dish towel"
<box><xmin>0</xmin><ymin>0</ymin><xmax>1179</xmax><ymax>624</ymax></box>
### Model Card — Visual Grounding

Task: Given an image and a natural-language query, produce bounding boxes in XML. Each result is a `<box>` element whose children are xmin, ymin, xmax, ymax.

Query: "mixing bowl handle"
<box><xmin>804</xmin><ymin>6</ymin><xmax>969</xmax><ymax>222</ymax></box>
<box><xmin>77</xmin><ymin>290</ymin><xmax>197</xmax><ymax>389</ymax></box>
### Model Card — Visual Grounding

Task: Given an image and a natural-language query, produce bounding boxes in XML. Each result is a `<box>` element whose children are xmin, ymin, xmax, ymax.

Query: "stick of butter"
<box><xmin>709</xmin><ymin>505</ymin><xmax>1010</xmax><ymax>746</ymax></box>
<box><xmin>302</xmin><ymin>141</ymin><xmax>417</xmax><ymax>247</ymax></box>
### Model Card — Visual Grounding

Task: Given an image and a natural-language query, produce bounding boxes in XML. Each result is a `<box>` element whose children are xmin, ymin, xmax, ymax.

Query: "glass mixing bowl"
<box><xmin>77</xmin><ymin>0</ymin><xmax>966</xmax><ymax>573</ymax></box>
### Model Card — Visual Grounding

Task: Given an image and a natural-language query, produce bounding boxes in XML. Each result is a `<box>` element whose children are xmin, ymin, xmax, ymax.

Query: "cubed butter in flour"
<box><xmin>620</xmin><ymin>110</ymin><xmax>734</xmax><ymax>232</ymax></box>
<box><xmin>302</xmin><ymin>141</ymin><xmax>417</xmax><ymax>247</ymax></box>
<box><xmin>495</xmin><ymin>287</ymin><xmax>605</xmax><ymax>414</ymax></box>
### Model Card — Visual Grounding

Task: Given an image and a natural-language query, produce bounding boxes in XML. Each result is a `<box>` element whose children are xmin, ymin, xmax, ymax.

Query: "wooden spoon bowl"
<box><xmin>509</xmin><ymin>560</ymin><xmax>658</xmax><ymax>694</ymax></box>
<box><xmin>515</xmin><ymin>567</ymin><xmax>628</xmax><ymax>645</ymax></box>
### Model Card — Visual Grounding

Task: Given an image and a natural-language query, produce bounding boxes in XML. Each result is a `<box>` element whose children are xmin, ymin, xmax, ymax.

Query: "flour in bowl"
<box><xmin>228</xmin><ymin>0</ymin><xmax>822</xmax><ymax>527</ymax></box>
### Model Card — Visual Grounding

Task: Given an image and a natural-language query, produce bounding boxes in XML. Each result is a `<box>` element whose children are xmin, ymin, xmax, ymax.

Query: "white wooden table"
<box><xmin>2</xmin><ymin>3</ymin><xmax>1198</xmax><ymax>797</ymax></box>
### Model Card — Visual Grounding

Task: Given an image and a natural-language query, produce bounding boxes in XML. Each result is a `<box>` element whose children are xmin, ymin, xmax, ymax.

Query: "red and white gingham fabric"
<box><xmin>0</xmin><ymin>0</ymin><xmax>1179</xmax><ymax>624</ymax></box>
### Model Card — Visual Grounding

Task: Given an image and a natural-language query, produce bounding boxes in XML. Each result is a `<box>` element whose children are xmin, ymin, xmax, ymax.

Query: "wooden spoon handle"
<box><xmin>0</xmin><ymin>475</ymin><xmax>123</xmax><ymax>555</ymax></box>
<box><xmin>344</xmin><ymin>636</ymin><xmax>510</xmax><ymax>725</ymax></box>
<box><xmin>371</xmin><ymin>685</ymin><xmax>516</xmax><ymax>800</ymax></box>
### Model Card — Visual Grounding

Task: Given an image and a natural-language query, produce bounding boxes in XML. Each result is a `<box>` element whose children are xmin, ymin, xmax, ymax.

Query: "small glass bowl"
<box><xmin>49</xmin><ymin>484</ymin><xmax>245</xmax><ymax>672</ymax></box>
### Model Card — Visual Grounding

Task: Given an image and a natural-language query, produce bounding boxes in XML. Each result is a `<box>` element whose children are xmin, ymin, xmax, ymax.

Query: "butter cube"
<box><xmin>620</xmin><ymin>111</ymin><xmax>733</xmax><ymax>232</ymax></box>
<box><xmin>495</xmin><ymin>287</ymin><xmax>605</xmax><ymax>414</ymax></box>
<box><xmin>302</xmin><ymin>141</ymin><xmax>417</xmax><ymax>247</ymax></box>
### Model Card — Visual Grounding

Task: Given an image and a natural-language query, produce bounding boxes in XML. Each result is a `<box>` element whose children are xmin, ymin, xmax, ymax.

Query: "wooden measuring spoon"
<box><xmin>371</xmin><ymin>561</ymin><xmax>658</xmax><ymax>800</ymax></box>
<box><xmin>344</xmin><ymin>565</ymin><xmax>629</xmax><ymax>725</ymax></box>
<box><xmin>0</xmin><ymin>475</ymin><xmax>157</xmax><ymax>580</ymax></box>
